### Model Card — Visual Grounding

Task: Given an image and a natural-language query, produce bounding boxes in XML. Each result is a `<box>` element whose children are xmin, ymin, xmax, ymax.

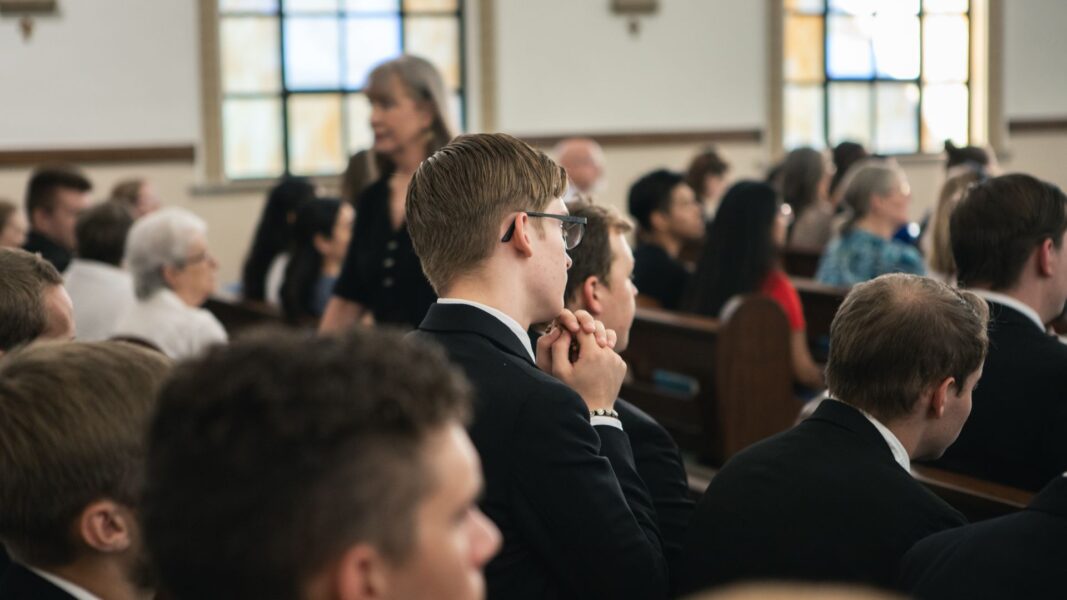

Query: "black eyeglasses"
<box><xmin>501</xmin><ymin>211</ymin><xmax>587</xmax><ymax>250</ymax></box>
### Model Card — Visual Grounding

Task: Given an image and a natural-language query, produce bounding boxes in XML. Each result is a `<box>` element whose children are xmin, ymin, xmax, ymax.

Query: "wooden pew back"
<box><xmin>782</xmin><ymin>245</ymin><xmax>823</xmax><ymax>279</ymax></box>
<box><xmin>204</xmin><ymin>296</ymin><xmax>285</xmax><ymax>336</ymax></box>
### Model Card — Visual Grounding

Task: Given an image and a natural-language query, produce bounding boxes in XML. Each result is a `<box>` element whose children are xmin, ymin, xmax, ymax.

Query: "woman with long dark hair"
<box><xmin>320</xmin><ymin>55</ymin><xmax>455</xmax><ymax>331</ymax></box>
<box><xmin>683</xmin><ymin>181</ymin><xmax>824</xmax><ymax>389</ymax></box>
<box><xmin>782</xmin><ymin>147</ymin><xmax>835</xmax><ymax>249</ymax></box>
<box><xmin>280</xmin><ymin>198</ymin><xmax>353</xmax><ymax>322</ymax></box>
<box><xmin>241</xmin><ymin>177</ymin><xmax>317</xmax><ymax>302</ymax></box>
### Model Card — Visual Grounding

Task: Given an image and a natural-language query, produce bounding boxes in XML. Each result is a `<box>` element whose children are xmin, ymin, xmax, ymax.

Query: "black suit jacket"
<box><xmin>932</xmin><ymin>300</ymin><xmax>1067</xmax><ymax>491</ymax></box>
<box><xmin>413</xmin><ymin>303</ymin><xmax>668</xmax><ymax>600</ymax></box>
<box><xmin>633</xmin><ymin>243</ymin><xmax>689</xmax><ymax>310</ymax></box>
<box><xmin>678</xmin><ymin>400</ymin><xmax>966</xmax><ymax>595</ymax></box>
<box><xmin>22</xmin><ymin>231</ymin><xmax>71</xmax><ymax>273</ymax></box>
<box><xmin>0</xmin><ymin>564</ymin><xmax>78</xmax><ymax>600</ymax></box>
<box><xmin>900</xmin><ymin>475</ymin><xmax>1067</xmax><ymax>599</ymax></box>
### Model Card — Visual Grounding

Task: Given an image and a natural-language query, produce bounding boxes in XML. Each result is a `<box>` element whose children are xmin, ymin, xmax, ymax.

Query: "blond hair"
<box><xmin>929</xmin><ymin>169</ymin><xmax>984</xmax><ymax>277</ymax></box>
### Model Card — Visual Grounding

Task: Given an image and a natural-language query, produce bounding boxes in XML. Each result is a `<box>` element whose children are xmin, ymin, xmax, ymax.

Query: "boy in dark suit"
<box><xmin>900</xmin><ymin>473</ymin><xmax>1067</xmax><ymax>598</ymax></box>
<box><xmin>933</xmin><ymin>174</ymin><xmax>1067</xmax><ymax>491</ymax></box>
<box><xmin>0</xmin><ymin>342</ymin><xmax>170</xmax><ymax>600</ymax></box>
<box><xmin>406</xmin><ymin>134</ymin><xmax>668</xmax><ymax>600</ymax></box>
<box><xmin>679</xmin><ymin>274</ymin><xmax>988</xmax><ymax>594</ymax></box>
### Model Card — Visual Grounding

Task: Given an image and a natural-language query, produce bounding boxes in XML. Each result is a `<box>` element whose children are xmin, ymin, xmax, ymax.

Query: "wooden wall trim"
<box><xmin>1008</xmin><ymin>119</ymin><xmax>1067</xmax><ymax>134</ymax></box>
<box><xmin>518</xmin><ymin>129</ymin><xmax>763</xmax><ymax>148</ymax></box>
<box><xmin>0</xmin><ymin>145</ymin><xmax>196</xmax><ymax>167</ymax></box>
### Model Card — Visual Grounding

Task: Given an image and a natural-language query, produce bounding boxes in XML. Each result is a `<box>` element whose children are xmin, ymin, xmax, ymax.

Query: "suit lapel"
<box><xmin>419</xmin><ymin>303</ymin><xmax>537</xmax><ymax>367</ymax></box>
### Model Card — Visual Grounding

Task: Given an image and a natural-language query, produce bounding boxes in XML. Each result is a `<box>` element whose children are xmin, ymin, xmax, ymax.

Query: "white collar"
<box><xmin>148</xmin><ymin>288</ymin><xmax>194</xmax><ymax>311</ymax></box>
<box><xmin>437</xmin><ymin>298</ymin><xmax>535</xmax><ymax>361</ymax></box>
<box><xmin>969</xmin><ymin>289</ymin><xmax>1046</xmax><ymax>332</ymax></box>
<box><xmin>28</xmin><ymin>568</ymin><xmax>103</xmax><ymax>600</ymax></box>
<box><xmin>833</xmin><ymin>399</ymin><xmax>911</xmax><ymax>473</ymax></box>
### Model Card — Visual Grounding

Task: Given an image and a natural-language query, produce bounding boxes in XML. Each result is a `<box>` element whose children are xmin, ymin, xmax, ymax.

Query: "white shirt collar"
<box><xmin>28</xmin><ymin>568</ymin><xmax>103</xmax><ymax>600</ymax></box>
<box><xmin>437</xmin><ymin>298</ymin><xmax>535</xmax><ymax>361</ymax></box>
<box><xmin>969</xmin><ymin>289</ymin><xmax>1046</xmax><ymax>332</ymax></box>
<box><xmin>832</xmin><ymin>399</ymin><xmax>911</xmax><ymax>473</ymax></box>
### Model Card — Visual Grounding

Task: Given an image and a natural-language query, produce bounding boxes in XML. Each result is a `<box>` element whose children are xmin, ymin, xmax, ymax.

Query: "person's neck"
<box><xmin>853</xmin><ymin>216</ymin><xmax>897</xmax><ymax>240</ymax></box>
<box><xmin>40</xmin><ymin>557</ymin><xmax>151</xmax><ymax>600</ymax></box>
<box><xmin>390</xmin><ymin>142</ymin><xmax>426</xmax><ymax>178</ymax></box>
<box><xmin>647</xmin><ymin>231</ymin><xmax>682</xmax><ymax>259</ymax></box>
<box><xmin>171</xmin><ymin>287</ymin><xmax>206</xmax><ymax>308</ymax></box>
<box><xmin>971</xmin><ymin>283</ymin><xmax>1053</xmax><ymax>325</ymax></box>
<box><xmin>31</xmin><ymin>227</ymin><xmax>67</xmax><ymax>250</ymax></box>
<box><xmin>444</xmin><ymin>275</ymin><xmax>536</xmax><ymax>331</ymax></box>
<box><xmin>879</xmin><ymin>417</ymin><xmax>923</xmax><ymax>460</ymax></box>
<box><xmin>321</xmin><ymin>256</ymin><xmax>342</xmax><ymax>277</ymax></box>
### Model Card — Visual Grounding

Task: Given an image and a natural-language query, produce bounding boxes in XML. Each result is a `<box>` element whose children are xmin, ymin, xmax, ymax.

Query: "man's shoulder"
<box><xmin>0</xmin><ymin>565</ymin><xmax>78</xmax><ymax>600</ymax></box>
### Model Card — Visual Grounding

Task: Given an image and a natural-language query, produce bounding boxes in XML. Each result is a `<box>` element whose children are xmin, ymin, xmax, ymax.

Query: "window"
<box><xmin>782</xmin><ymin>0</ymin><xmax>971</xmax><ymax>154</ymax></box>
<box><xmin>216</xmin><ymin>0</ymin><xmax>465</xmax><ymax>180</ymax></box>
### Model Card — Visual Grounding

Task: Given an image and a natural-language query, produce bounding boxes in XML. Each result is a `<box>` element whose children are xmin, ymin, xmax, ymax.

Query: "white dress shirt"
<box><xmin>64</xmin><ymin>259</ymin><xmax>136</xmax><ymax>341</ymax></box>
<box><xmin>113</xmin><ymin>288</ymin><xmax>228</xmax><ymax>359</ymax></box>
<box><xmin>29</xmin><ymin>568</ymin><xmax>102</xmax><ymax>600</ymax></box>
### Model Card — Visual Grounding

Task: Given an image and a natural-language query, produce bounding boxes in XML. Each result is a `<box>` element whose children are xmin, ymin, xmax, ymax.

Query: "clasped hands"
<box><xmin>535</xmin><ymin>309</ymin><xmax>627</xmax><ymax>412</ymax></box>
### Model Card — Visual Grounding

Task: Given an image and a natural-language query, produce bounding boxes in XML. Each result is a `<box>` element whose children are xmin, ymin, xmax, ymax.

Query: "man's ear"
<box><xmin>509</xmin><ymin>213</ymin><xmax>535</xmax><ymax>258</ymax></box>
<box><xmin>581</xmin><ymin>275</ymin><xmax>603</xmax><ymax>317</ymax></box>
<box><xmin>648</xmin><ymin>210</ymin><xmax>668</xmax><ymax>233</ymax></box>
<box><xmin>332</xmin><ymin>544</ymin><xmax>389</xmax><ymax>600</ymax></box>
<box><xmin>78</xmin><ymin>500</ymin><xmax>135</xmax><ymax>554</ymax></box>
<box><xmin>926</xmin><ymin>376</ymin><xmax>956</xmax><ymax>419</ymax></box>
<box><xmin>161</xmin><ymin>264</ymin><xmax>182</xmax><ymax>289</ymax></box>
<box><xmin>1037</xmin><ymin>237</ymin><xmax>1055</xmax><ymax>278</ymax></box>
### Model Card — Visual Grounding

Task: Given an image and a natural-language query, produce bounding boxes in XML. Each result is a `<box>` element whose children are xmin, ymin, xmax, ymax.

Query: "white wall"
<box><xmin>1003</xmin><ymin>0</ymin><xmax>1067</xmax><ymax>119</ymax></box>
<box><xmin>0</xmin><ymin>0</ymin><xmax>199</xmax><ymax>148</ymax></box>
<box><xmin>494</xmin><ymin>0</ymin><xmax>766</xmax><ymax>134</ymax></box>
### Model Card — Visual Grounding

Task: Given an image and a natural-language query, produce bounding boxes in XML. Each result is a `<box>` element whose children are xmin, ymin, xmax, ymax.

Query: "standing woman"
<box><xmin>683</xmin><ymin>181</ymin><xmax>824</xmax><ymax>390</ymax></box>
<box><xmin>320</xmin><ymin>55</ymin><xmax>455</xmax><ymax>331</ymax></box>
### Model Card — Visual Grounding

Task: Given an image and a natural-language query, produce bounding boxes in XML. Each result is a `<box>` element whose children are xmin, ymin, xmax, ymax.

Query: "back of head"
<box><xmin>628</xmin><ymin>168</ymin><xmax>686</xmax><ymax>232</ymax></box>
<box><xmin>280</xmin><ymin>198</ymin><xmax>342</xmax><ymax>320</ymax></box>
<box><xmin>76</xmin><ymin>201</ymin><xmax>134</xmax><ymax>266</ymax></box>
<box><xmin>830</xmin><ymin>141</ymin><xmax>869</xmax><ymax>196</ymax></box>
<box><xmin>0</xmin><ymin>248</ymin><xmax>63</xmax><ymax>352</ymax></box>
<box><xmin>142</xmin><ymin>327</ymin><xmax>471</xmax><ymax>600</ymax></box>
<box><xmin>683</xmin><ymin>181</ymin><xmax>780</xmax><ymax>316</ymax></box>
<box><xmin>242</xmin><ymin>177</ymin><xmax>317</xmax><ymax>300</ymax></box>
<box><xmin>564</xmin><ymin>202</ymin><xmax>633</xmax><ymax>303</ymax></box>
<box><xmin>951</xmin><ymin>173</ymin><xmax>1067</xmax><ymax>290</ymax></box>
<box><xmin>110</xmin><ymin>179</ymin><xmax>145</xmax><ymax>209</ymax></box>
<box><xmin>406</xmin><ymin>132</ymin><xmax>567</xmax><ymax>294</ymax></box>
<box><xmin>125</xmin><ymin>207</ymin><xmax>207</xmax><ymax>300</ymax></box>
<box><xmin>929</xmin><ymin>169</ymin><xmax>984</xmax><ymax>277</ymax></box>
<box><xmin>685</xmin><ymin>147</ymin><xmax>730</xmax><ymax>198</ymax></box>
<box><xmin>0</xmin><ymin>341</ymin><xmax>170</xmax><ymax>567</ymax></box>
<box><xmin>25</xmin><ymin>165</ymin><xmax>92</xmax><ymax>218</ymax></box>
<box><xmin>838</xmin><ymin>160</ymin><xmax>901</xmax><ymax>232</ymax></box>
<box><xmin>366</xmin><ymin>54</ymin><xmax>456</xmax><ymax>169</ymax></box>
<box><xmin>826</xmin><ymin>273</ymin><xmax>988</xmax><ymax>423</ymax></box>
<box><xmin>945</xmin><ymin>141</ymin><xmax>992</xmax><ymax>173</ymax></box>
<box><xmin>780</xmin><ymin>147</ymin><xmax>825</xmax><ymax>216</ymax></box>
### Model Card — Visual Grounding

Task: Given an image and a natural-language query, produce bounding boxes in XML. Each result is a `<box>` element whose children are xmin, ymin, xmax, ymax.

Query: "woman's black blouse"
<box><xmin>332</xmin><ymin>177</ymin><xmax>436</xmax><ymax>328</ymax></box>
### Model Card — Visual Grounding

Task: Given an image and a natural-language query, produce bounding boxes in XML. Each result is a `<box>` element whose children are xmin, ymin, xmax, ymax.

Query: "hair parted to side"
<box><xmin>564</xmin><ymin>202</ymin><xmax>633</xmax><ymax>303</ymax></box>
<box><xmin>25</xmin><ymin>165</ymin><xmax>92</xmax><ymax>217</ymax></box>
<box><xmin>928</xmin><ymin>169</ymin><xmax>984</xmax><ymax>277</ymax></box>
<box><xmin>951</xmin><ymin>173</ymin><xmax>1067</xmax><ymax>291</ymax></box>
<box><xmin>0</xmin><ymin>341</ymin><xmax>170</xmax><ymax>567</ymax></box>
<box><xmin>142</xmin><ymin>327</ymin><xmax>472</xmax><ymax>600</ymax></box>
<box><xmin>76</xmin><ymin>201</ymin><xmax>134</xmax><ymax>266</ymax></box>
<box><xmin>406</xmin><ymin>133</ymin><xmax>568</xmax><ymax>294</ymax></box>
<box><xmin>0</xmin><ymin>248</ymin><xmax>63</xmax><ymax>352</ymax></box>
<box><xmin>826</xmin><ymin>273</ymin><xmax>989</xmax><ymax>422</ymax></box>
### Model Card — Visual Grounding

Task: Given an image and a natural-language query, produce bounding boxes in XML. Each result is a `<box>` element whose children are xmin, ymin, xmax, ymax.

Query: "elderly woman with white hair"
<box><xmin>113</xmin><ymin>207</ymin><xmax>227</xmax><ymax>358</ymax></box>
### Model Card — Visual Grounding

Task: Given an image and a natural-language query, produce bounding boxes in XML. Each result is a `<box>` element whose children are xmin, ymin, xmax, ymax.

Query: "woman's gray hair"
<box><xmin>366</xmin><ymin>55</ymin><xmax>456</xmax><ymax>170</ymax></box>
<box><xmin>839</xmin><ymin>160</ymin><xmax>904</xmax><ymax>232</ymax></box>
<box><xmin>124</xmin><ymin>207</ymin><xmax>207</xmax><ymax>300</ymax></box>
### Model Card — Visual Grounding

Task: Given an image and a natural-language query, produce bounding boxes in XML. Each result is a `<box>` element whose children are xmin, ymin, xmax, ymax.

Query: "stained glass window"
<box><xmin>218</xmin><ymin>0</ymin><xmax>465</xmax><ymax>180</ymax></box>
<box><xmin>783</xmin><ymin>0</ymin><xmax>970</xmax><ymax>154</ymax></box>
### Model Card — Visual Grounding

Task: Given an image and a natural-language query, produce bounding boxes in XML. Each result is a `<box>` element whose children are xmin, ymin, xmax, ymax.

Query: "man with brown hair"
<box><xmin>407</xmin><ymin>133</ymin><xmax>668</xmax><ymax>599</ymax></box>
<box><xmin>0</xmin><ymin>341</ymin><xmax>171</xmax><ymax>600</ymax></box>
<box><xmin>0</xmin><ymin>248</ymin><xmax>74</xmax><ymax>356</ymax></box>
<box><xmin>562</xmin><ymin>202</ymin><xmax>693</xmax><ymax>587</ymax></box>
<box><xmin>142</xmin><ymin>328</ymin><xmax>499</xmax><ymax>600</ymax></box>
<box><xmin>22</xmin><ymin>165</ymin><xmax>92</xmax><ymax>272</ymax></box>
<box><xmin>679</xmin><ymin>274</ymin><xmax>984</xmax><ymax>594</ymax></box>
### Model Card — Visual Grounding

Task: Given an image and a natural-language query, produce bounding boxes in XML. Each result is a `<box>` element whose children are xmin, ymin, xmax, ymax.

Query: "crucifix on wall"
<box><xmin>0</xmin><ymin>0</ymin><xmax>59</xmax><ymax>41</ymax></box>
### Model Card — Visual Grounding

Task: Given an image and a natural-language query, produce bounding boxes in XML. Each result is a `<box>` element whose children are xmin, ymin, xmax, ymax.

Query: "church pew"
<box><xmin>620</xmin><ymin>295</ymin><xmax>794</xmax><ymax>466</ymax></box>
<box><xmin>204</xmin><ymin>295</ymin><xmax>285</xmax><ymax>336</ymax></box>
<box><xmin>782</xmin><ymin>245</ymin><xmax>823</xmax><ymax>279</ymax></box>
<box><xmin>912</xmin><ymin>464</ymin><xmax>1033</xmax><ymax>522</ymax></box>
<box><xmin>792</xmin><ymin>277</ymin><xmax>849</xmax><ymax>340</ymax></box>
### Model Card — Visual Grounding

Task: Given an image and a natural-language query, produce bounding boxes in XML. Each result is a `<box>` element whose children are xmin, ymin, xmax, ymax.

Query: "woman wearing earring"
<box><xmin>319</xmin><ymin>55</ymin><xmax>455</xmax><ymax>331</ymax></box>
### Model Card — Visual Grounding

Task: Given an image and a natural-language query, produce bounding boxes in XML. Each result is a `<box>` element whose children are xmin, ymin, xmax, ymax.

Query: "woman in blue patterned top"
<box><xmin>816</xmin><ymin>161</ymin><xmax>926</xmax><ymax>286</ymax></box>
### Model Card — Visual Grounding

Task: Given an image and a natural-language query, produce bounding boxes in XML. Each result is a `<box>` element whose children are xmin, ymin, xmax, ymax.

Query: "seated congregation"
<box><xmin>2</xmin><ymin>55</ymin><xmax>1067</xmax><ymax>600</ymax></box>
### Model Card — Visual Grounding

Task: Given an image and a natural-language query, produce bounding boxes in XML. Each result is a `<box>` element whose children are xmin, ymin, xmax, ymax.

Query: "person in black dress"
<box><xmin>320</xmin><ymin>55</ymin><xmax>456</xmax><ymax>330</ymax></box>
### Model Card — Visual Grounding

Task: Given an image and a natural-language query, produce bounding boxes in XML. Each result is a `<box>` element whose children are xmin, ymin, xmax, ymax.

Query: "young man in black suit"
<box><xmin>562</xmin><ymin>201</ymin><xmax>693</xmax><ymax>584</ymax></box>
<box><xmin>678</xmin><ymin>274</ymin><xmax>987</xmax><ymax>594</ymax></box>
<box><xmin>406</xmin><ymin>133</ymin><xmax>668</xmax><ymax>600</ymax></box>
<box><xmin>899</xmin><ymin>473</ymin><xmax>1067</xmax><ymax>598</ymax></box>
<box><xmin>0</xmin><ymin>341</ymin><xmax>170</xmax><ymax>600</ymax></box>
<box><xmin>932</xmin><ymin>173</ymin><xmax>1067</xmax><ymax>491</ymax></box>
<box><xmin>21</xmin><ymin>166</ymin><xmax>92</xmax><ymax>273</ymax></box>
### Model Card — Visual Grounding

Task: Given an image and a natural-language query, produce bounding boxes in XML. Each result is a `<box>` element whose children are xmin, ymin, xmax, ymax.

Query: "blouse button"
<box><xmin>383</xmin><ymin>277</ymin><xmax>395</xmax><ymax>288</ymax></box>
<box><xmin>386</xmin><ymin>240</ymin><xmax>398</xmax><ymax>251</ymax></box>
<box><xmin>383</xmin><ymin>257</ymin><xmax>395</xmax><ymax>269</ymax></box>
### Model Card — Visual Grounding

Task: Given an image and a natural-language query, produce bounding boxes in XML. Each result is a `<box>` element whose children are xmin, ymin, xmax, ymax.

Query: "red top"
<box><xmin>760</xmin><ymin>269</ymin><xmax>806</xmax><ymax>332</ymax></box>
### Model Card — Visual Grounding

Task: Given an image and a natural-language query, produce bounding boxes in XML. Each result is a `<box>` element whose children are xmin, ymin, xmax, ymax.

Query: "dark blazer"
<box><xmin>633</xmin><ymin>243</ymin><xmax>689</xmax><ymax>309</ymax></box>
<box><xmin>932</xmin><ymin>300</ymin><xmax>1067</xmax><ymax>491</ymax></box>
<box><xmin>615</xmin><ymin>399</ymin><xmax>693</xmax><ymax>583</ymax></box>
<box><xmin>413</xmin><ymin>303</ymin><xmax>668</xmax><ymax>600</ymax></box>
<box><xmin>0</xmin><ymin>564</ymin><xmax>78</xmax><ymax>600</ymax></box>
<box><xmin>900</xmin><ymin>475</ymin><xmax>1067</xmax><ymax>599</ymax></box>
<box><xmin>22</xmin><ymin>231</ymin><xmax>71</xmax><ymax>273</ymax></box>
<box><xmin>678</xmin><ymin>400</ymin><xmax>967</xmax><ymax>595</ymax></box>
